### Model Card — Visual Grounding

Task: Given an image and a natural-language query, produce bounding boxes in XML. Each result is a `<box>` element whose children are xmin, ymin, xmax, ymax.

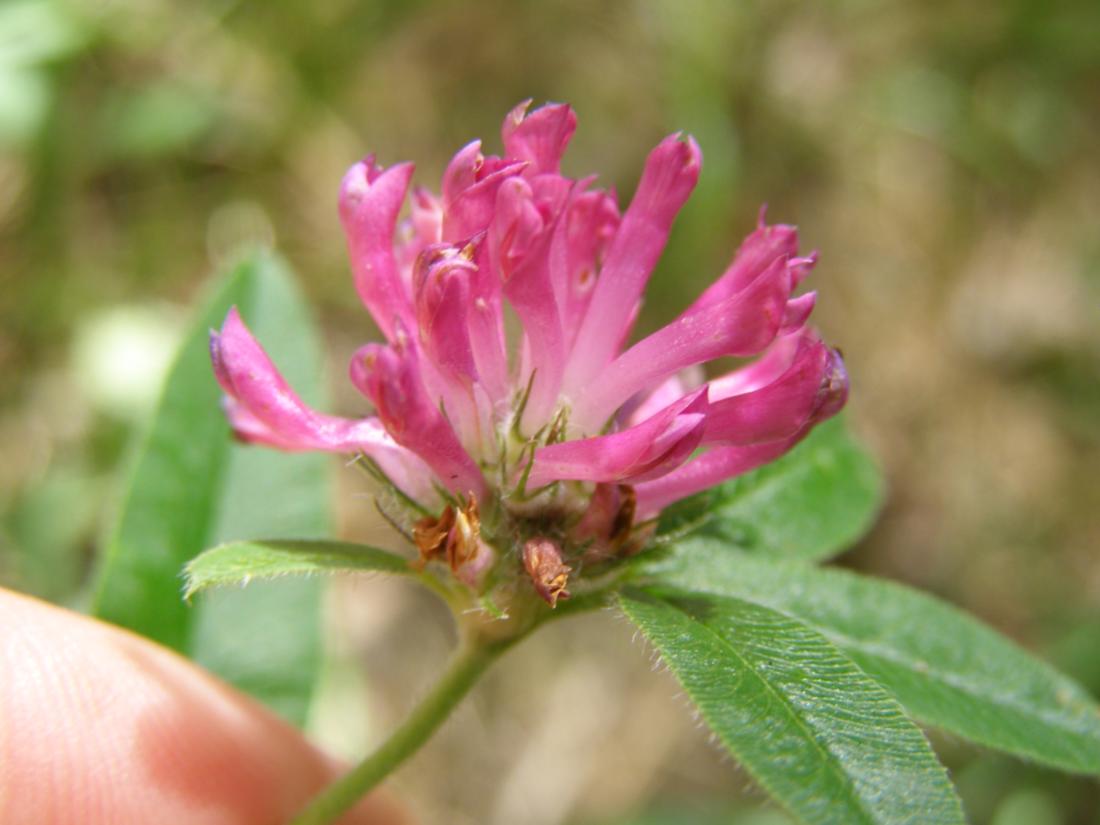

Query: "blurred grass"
<box><xmin>1</xmin><ymin>0</ymin><xmax>1098</xmax><ymax>822</ymax></box>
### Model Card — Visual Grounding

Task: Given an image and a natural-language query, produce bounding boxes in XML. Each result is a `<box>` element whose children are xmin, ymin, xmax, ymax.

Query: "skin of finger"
<box><xmin>0</xmin><ymin>588</ymin><xmax>412</xmax><ymax>825</ymax></box>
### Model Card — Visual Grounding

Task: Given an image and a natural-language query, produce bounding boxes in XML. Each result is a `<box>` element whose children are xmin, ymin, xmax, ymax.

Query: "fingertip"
<box><xmin>0</xmin><ymin>588</ymin><xmax>411</xmax><ymax>825</ymax></box>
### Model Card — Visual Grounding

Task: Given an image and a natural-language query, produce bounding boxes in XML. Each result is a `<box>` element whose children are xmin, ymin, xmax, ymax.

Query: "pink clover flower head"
<box><xmin>209</xmin><ymin>101</ymin><xmax>848</xmax><ymax>600</ymax></box>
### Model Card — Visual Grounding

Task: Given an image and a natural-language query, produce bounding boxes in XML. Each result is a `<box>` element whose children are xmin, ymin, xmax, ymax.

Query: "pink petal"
<box><xmin>634</xmin><ymin>348</ymin><xmax>849</xmax><ymax>514</ymax></box>
<box><xmin>410</xmin><ymin>240</ymin><xmax>499</xmax><ymax>449</ymax></box>
<box><xmin>570</xmin><ymin>255</ymin><xmax>791</xmax><ymax>433</ymax></box>
<box><xmin>395</xmin><ymin>186</ymin><xmax>443</xmax><ymax>277</ymax></box>
<box><xmin>448</xmin><ymin>168</ymin><xmax>529</xmax><ymax>242</ymax></box>
<box><xmin>491</xmin><ymin>177</ymin><xmax>566</xmax><ymax>431</ymax></box>
<box><xmin>528</xmin><ymin>173</ymin><xmax>573</xmax><ymax>219</ymax></box>
<box><xmin>790</xmin><ymin>252</ymin><xmax>818</xmax><ymax>287</ymax></box>
<box><xmin>563</xmin><ymin>134</ymin><xmax>702</xmax><ymax>393</ymax></box>
<box><xmin>634</xmin><ymin>436</ymin><xmax>805</xmax><ymax>516</ymax></box>
<box><xmin>212</xmin><ymin>307</ymin><xmax>333</xmax><ymax>444</ymax></box>
<box><xmin>440</xmin><ymin>140</ymin><xmax>527</xmax><ymax>241</ymax></box>
<box><xmin>624</xmin><ymin>366</ymin><xmax>705</xmax><ymax>426</ymax></box>
<box><xmin>703</xmin><ymin>333</ymin><xmax>838</xmax><ymax>446</ymax></box>
<box><xmin>465</xmin><ymin>239</ymin><xmax>510</xmax><ymax>402</ymax></box>
<box><xmin>501</xmin><ymin>100</ymin><xmax>578</xmax><ymax>175</ymax></box>
<box><xmin>349</xmin><ymin>336</ymin><xmax>486</xmax><ymax>499</ymax></box>
<box><xmin>224</xmin><ymin>399</ymin><xmax>438</xmax><ymax>506</ymax></box>
<box><xmin>781</xmin><ymin>291</ymin><xmax>817</xmax><ymax>330</ymax></box>
<box><xmin>339</xmin><ymin>158</ymin><xmax>416</xmax><ymax>341</ymax></box>
<box><xmin>549</xmin><ymin>187</ymin><xmax>621</xmax><ymax>349</ymax></box>
<box><xmin>210</xmin><ymin>308</ymin><xmax>437</xmax><ymax>503</ymax></box>
<box><xmin>411</xmin><ymin>187</ymin><xmax>444</xmax><ymax>244</ymax></box>
<box><xmin>527</xmin><ymin>389</ymin><xmax>708</xmax><ymax>487</ymax></box>
<box><xmin>707</xmin><ymin>330</ymin><xmax>803</xmax><ymax>399</ymax></box>
<box><xmin>441</xmin><ymin>140</ymin><xmax>484</xmax><ymax>207</ymax></box>
<box><xmin>413</xmin><ymin>242</ymin><xmax>480</xmax><ymax>383</ymax></box>
<box><xmin>686</xmin><ymin>221</ymin><xmax>799</xmax><ymax>313</ymax></box>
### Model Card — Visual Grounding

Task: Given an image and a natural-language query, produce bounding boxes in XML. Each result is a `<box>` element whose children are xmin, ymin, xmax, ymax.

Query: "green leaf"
<box><xmin>0</xmin><ymin>0</ymin><xmax>88</xmax><ymax>69</ymax></box>
<box><xmin>636</xmin><ymin>546</ymin><xmax>1100</xmax><ymax>775</ymax></box>
<box><xmin>91</xmin><ymin>250</ymin><xmax>330</xmax><ymax>724</ymax></box>
<box><xmin>185</xmin><ymin>539</ymin><xmax>411</xmax><ymax>598</ymax></box>
<box><xmin>620</xmin><ymin>590</ymin><xmax>964</xmax><ymax>825</ymax></box>
<box><xmin>656</xmin><ymin>418</ymin><xmax>883</xmax><ymax>562</ymax></box>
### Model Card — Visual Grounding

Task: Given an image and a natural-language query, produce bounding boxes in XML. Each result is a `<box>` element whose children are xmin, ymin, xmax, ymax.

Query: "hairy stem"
<box><xmin>290</xmin><ymin>637</ymin><xmax>511</xmax><ymax>825</ymax></box>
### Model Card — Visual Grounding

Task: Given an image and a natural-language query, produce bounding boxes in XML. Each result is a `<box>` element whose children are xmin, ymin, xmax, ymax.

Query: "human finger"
<box><xmin>0</xmin><ymin>587</ymin><xmax>411</xmax><ymax>825</ymax></box>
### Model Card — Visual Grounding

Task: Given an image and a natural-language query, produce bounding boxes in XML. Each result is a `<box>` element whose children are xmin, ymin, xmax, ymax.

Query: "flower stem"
<box><xmin>290</xmin><ymin>637</ymin><xmax>510</xmax><ymax>825</ymax></box>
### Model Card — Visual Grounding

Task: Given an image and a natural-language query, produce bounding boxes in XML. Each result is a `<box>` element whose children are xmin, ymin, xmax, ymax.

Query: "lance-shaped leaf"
<box><xmin>185</xmin><ymin>539</ymin><xmax>412</xmax><ymax>598</ymax></box>
<box><xmin>635</xmin><ymin>546</ymin><xmax>1100</xmax><ymax>775</ymax></box>
<box><xmin>653</xmin><ymin>417</ymin><xmax>882</xmax><ymax>562</ymax></box>
<box><xmin>91</xmin><ymin>250</ymin><xmax>329</xmax><ymax>725</ymax></box>
<box><xmin>620</xmin><ymin>590</ymin><xmax>964</xmax><ymax>825</ymax></box>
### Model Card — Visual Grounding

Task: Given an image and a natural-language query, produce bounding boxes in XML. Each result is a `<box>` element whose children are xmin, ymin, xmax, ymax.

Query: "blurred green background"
<box><xmin>1</xmin><ymin>0</ymin><xmax>1098</xmax><ymax>822</ymax></box>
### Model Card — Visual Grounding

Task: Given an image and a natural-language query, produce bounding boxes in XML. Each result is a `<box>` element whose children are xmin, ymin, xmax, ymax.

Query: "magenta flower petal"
<box><xmin>440</xmin><ymin>140</ymin><xmax>528</xmax><ymax>241</ymax></box>
<box><xmin>687</xmin><ymin>221</ymin><xmax>799</xmax><ymax>314</ymax></box>
<box><xmin>502</xmin><ymin>100</ymin><xmax>578</xmax><ymax>175</ymax></box>
<box><xmin>491</xmin><ymin>177</ymin><xmax>566</xmax><ymax>430</ymax></box>
<box><xmin>339</xmin><ymin>158</ymin><xmax>417</xmax><ymax>341</ymax></box>
<box><xmin>413</xmin><ymin>242</ymin><xmax>480</xmax><ymax>383</ymax></box>
<box><xmin>442</xmin><ymin>141</ymin><xmax>483</xmax><ymax>202</ymax></box>
<box><xmin>528</xmin><ymin>389</ymin><xmax>708</xmax><ymax>487</ymax></box>
<box><xmin>563</xmin><ymin>134</ymin><xmax>702</xmax><ymax>393</ymax></box>
<box><xmin>707</xmin><ymin>330</ymin><xmax>803</xmax><ymax>399</ymax></box>
<box><xmin>782</xmin><ymin>291</ymin><xmax>817</xmax><ymax>330</ymax></box>
<box><xmin>550</xmin><ymin>187</ymin><xmax>621</xmax><ymax>348</ymax></box>
<box><xmin>212</xmin><ymin>307</ymin><xmax>338</xmax><ymax>445</ymax></box>
<box><xmin>570</xmin><ymin>254</ymin><xmax>791</xmax><ymax>433</ymax></box>
<box><xmin>410</xmin><ymin>241</ymin><xmax>500</xmax><ymax>451</ymax></box>
<box><xmin>395</xmin><ymin>186</ymin><xmax>443</xmax><ymax>275</ymax></box>
<box><xmin>350</xmin><ymin>335</ymin><xmax>486</xmax><ymax>498</ymax></box>
<box><xmin>789</xmin><ymin>252</ymin><xmax>818</xmax><ymax>287</ymax></box>
<box><xmin>703</xmin><ymin>333</ymin><xmax>844</xmax><ymax>446</ymax></box>
<box><xmin>224</xmin><ymin>399</ymin><xmax>439</xmax><ymax>506</ymax></box>
<box><xmin>210</xmin><ymin>308</ymin><xmax>438</xmax><ymax>502</ymax></box>
<box><xmin>465</xmin><ymin>240</ymin><xmax>510</xmax><ymax>403</ymax></box>
<box><xmin>635</xmin><ymin>342</ymin><xmax>848</xmax><ymax>514</ymax></box>
<box><xmin>625</xmin><ymin>368</ymin><xmax>704</xmax><ymax>427</ymax></box>
<box><xmin>634</xmin><ymin>435</ymin><xmax>805</xmax><ymax>517</ymax></box>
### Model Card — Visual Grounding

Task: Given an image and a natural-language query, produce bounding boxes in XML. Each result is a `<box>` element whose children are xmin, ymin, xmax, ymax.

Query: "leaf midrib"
<box><xmin>833</xmin><ymin>633</ymin><xmax>1098</xmax><ymax>738</ymax></box>
<box><xmin>645</xmin><ymin>564</ymin><xmax>1100</xmax><ymax>743</ymax></box>
<box><xmin>653</xmin><ymin>597</ymin><xmax>878</xmax><ymax>825</ymax></box>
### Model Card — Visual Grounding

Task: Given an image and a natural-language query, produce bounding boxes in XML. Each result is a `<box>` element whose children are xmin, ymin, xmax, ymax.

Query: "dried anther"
<box><xmin>522</xmin><ymin>537</ymin><xmax>572</xmax><ymax>608</ymax></box>
<box><xmin>413</xmin><ymin>494</ymin><xmax>483</xmax><ymax>576</ymax></box>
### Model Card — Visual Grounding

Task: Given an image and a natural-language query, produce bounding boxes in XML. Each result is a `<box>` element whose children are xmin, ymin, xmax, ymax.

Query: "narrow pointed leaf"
<box><xmin>636</xmin><ymin>546</ymin><xmax>1100</xmax><ymax>775</ymax></box>
<box><xmin>185</xmin><ymin>539</ymin><xmax>411</xmax><ymax>598</ymax></box>
<box><xmin>91</xmin><ymin>250</ymin><xmax>329</xmax><ymax>724</ymax></box>
<box><xmin>620</xmin><ymin>590</ymin><xmax>964</xmax><ymax>825</ymax></box>
<box><xmin>655</xmin><ymin>417</ymin><xmax>883</xmax><ymax>562</ymax></box>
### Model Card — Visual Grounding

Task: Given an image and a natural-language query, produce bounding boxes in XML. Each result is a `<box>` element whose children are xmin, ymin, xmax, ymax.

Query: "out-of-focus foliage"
<box><xmin>1</xmin><ymin>0</ymin><xmax>1098</xmax><ymax>822</ymax></box>
<box><xmin>90</xmin><ymin>251</ymin><xmax>331</xmax><ymax>725</ymax></box>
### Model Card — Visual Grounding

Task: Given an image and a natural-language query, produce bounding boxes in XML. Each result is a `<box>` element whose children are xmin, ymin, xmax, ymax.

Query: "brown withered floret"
<box><xmin>522</xmin><ymin>537</ymin><xmax>572</xmax><ymax>608</ymax></box>
<box><xmin>412</xmin><ymin>494</ymin><xmax>482</xmax><ymax>575</ymax></box>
